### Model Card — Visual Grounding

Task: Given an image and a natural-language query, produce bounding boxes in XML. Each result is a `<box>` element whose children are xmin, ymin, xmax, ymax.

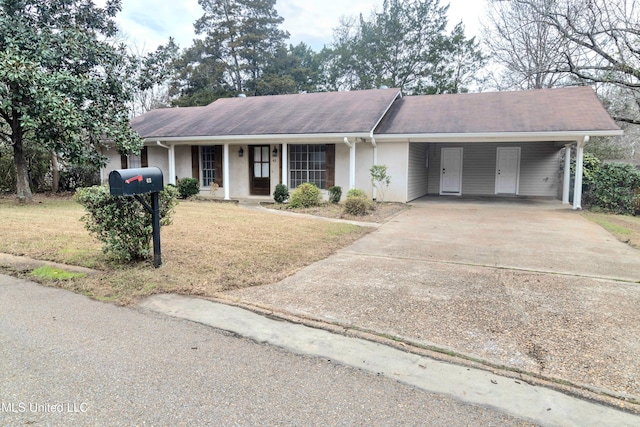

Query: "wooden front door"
<box><xmin>250</xmin><ymin>145</ymin><xmax>271</xmax><ymax>195</ymax></box>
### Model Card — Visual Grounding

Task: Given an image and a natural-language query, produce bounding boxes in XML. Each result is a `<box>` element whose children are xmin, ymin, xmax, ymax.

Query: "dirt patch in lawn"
<box><xmin>263</xmin><ymin>202</ymin><xmax>408</xmax><ymax>223</ymax></box>
<box><xmin>0</xmin><ymin>195</ymin><xmax>370</xmax><ymax>304</ymax></box>
<box><xmin>584</xmin><ymin>211</ymin><xmax>640</xmax><ymax>249</ymax></box>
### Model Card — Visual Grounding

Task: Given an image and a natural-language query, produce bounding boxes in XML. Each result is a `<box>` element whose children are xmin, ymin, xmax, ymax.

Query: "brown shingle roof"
<box><xmin>132</xmin><ymin>88</ymin><xmax>401</xmax><ymax>139</ymax></box>
<box><xmin>375</xmin><ymin>86</ymin><xmax>621</xmax><ymax>135</ymax></box>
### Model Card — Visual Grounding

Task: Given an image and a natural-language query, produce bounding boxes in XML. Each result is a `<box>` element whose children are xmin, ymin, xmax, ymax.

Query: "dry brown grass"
<box><xmin>0</xmin><ymin>195</ymin><xmax>370</xmax><ymax>304</ymax></box>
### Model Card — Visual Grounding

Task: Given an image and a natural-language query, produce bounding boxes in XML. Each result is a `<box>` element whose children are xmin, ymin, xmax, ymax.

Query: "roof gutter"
<box><xmin>143</xmin><ymin>132</ymin><xmax>371</xmax><ymax>144</ymax></box>
<box><xmin>373</xmin><ymin>130</ymin><xmax>623</xmax><ymax>142</ymax></box>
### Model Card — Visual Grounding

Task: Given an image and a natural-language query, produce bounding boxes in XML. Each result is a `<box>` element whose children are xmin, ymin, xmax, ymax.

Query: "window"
<box><xmin>121</xmin><ymin>147</ymin><xmax>148</xmax><ymax>169</ymax></box>
<box><xmin>289</xmin><ymin>144</ymin><xmax>326</xmax><ymax>189</ymax></box>
<box><xmin>128</xmin><ymin>154</ymin><xmax>142</xmax><ymax>169</ymax></box>
<box><xmin>201</xmin><ymin>146</ymin><xmax>217</xmax><ymax>187</ymax></box>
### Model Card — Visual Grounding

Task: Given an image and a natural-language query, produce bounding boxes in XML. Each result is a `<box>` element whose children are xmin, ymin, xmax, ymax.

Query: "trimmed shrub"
<box><xmin>328</xmin><ymin>186</ymin><xmax>342</xmax><ymax>203</ymax></box>
<box><xmin>343</xmin><ymin>195</ymin><xmax>374</xmax><ymax>216</ymax></box>
<box><xmin>273</xmin><ymin>183</ymin><xmax>289</xmax><ymax>204</ymax></box>
<box><xmin>346</xmin><ymin>188</ymin><xmax>367</xmax><ymax>198</ymax></box>
<box><xmin>75</xmin><ymin>185</ymin><xmax>178</xmax><ymax>263</ymax></box>
<box><xmin>176</xmin><ymin>177</ymin><xmax>200</xmax><ymax>199</ymax></box>
<box><xmin>288</xmin><ymin>182</ymin><xmax>321</xmax><ymax>208</ymax></box>
<box><xmin>588</xmin><ymin>163</ymin><xmax>640</xmax><ymax>215</ymax></box>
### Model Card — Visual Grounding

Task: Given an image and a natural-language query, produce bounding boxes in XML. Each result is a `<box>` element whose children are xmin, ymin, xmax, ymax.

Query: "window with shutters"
<box><xmin>289</xmin><ymin>144</ymin><xmax>327</xmax><ymax>189</ymax></box>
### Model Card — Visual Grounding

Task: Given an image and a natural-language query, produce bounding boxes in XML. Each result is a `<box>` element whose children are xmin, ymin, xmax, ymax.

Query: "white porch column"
<box><xmin>344</xmin><ymin>138</ymin><xmax>356</xmax><ymax>189</ymax></box>
<box><xmin>282</xmin><ymin>143</ymin><xmax>288</xmax><ymax>187</ymax></box>
<box><xmin>223</xmin><ymin>143</ymin><xmax>230</xmax><ymax>200</ymax></box>
<box><xmin>572</xmin><ymin>136</ymin><xmax>589</xmax><ymax>210</ymax></box>
<box><xmin>562</xmin><ymin>144</ymin><xmax>572</xmax><ymax>204</ymax></box>
<box><xmin>157</xmin><ymin>141</ymin><xmax>176</xmax><ymax>185</ymax></box>
<box><xmin>168</xmin><ymin>145</ymin><xmax>176</xmax><ymax>185</ymax></box>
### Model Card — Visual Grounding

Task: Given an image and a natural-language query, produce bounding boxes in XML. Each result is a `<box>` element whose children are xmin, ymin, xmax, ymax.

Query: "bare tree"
<box><xmin>503</xmin><ymin>0</ymin><xmax>640</xmax><ymax>124</ymax></box>
<box><xmin>482</xmin><ymin>0</ymin><xmax>574</xmax><ymax>90</ymax></box>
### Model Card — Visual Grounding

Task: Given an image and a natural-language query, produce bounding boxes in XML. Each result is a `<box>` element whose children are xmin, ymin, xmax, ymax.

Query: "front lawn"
<box><xmin>584</xmin><ymin>211</ymin><xmax>640</xmax><ymax>249</ymax></box>
<box><xmin>0</xmin><ymin>195</ymin><xmax>370</xmax><ymax>304</ymax></box>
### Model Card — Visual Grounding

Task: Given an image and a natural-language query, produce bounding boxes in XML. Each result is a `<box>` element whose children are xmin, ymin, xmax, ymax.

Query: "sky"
<box><xmin>112</xmin><ymin>0</ymin><xmax>488</xmax><ymax>53</ymax></box>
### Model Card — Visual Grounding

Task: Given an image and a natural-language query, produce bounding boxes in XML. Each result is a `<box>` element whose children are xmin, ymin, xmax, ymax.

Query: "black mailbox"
<box><xmin>109</xmin><ymin>167</ymin><xmax>164</xmax><ymax>196</ymax></box>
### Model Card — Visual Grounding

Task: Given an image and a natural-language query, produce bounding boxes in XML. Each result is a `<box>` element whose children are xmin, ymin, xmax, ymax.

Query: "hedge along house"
<box><xmin>101</xmin><ymin>86</ymin><xmax>622</xmax><ymax>208</ymax></box>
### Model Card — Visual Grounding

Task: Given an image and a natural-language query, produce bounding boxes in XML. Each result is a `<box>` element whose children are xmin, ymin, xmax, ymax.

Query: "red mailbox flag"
<box><xmin>125</xmin><ymin>175</ymin><xmax>143</xmax><ymax>184</ymax></box>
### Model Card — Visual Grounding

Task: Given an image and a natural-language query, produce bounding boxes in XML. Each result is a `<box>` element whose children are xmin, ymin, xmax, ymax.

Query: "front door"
<box><xmin>440</xmin><ymin>148</ymin><xmax>463</xmax><ymax>195</ymax></box>
<box><xmin>495</xmin><ymin>147</ymin><xmax>520</xmax><ymax>194</ymax></box>
<box><xmin>250</xmin><ymin>145</ymin><xmax>271</xmax><ymax>196</ymax></box>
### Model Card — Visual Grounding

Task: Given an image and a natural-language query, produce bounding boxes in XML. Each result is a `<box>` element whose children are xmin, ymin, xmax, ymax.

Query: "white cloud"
<box><xmin>111</xmin><ymin>0</ymin><xmax>486</xmax><ymax>52</ymax></box>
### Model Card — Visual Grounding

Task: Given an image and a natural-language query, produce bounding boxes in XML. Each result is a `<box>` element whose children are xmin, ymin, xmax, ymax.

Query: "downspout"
<box><xmin>370</xmin><ymin>132</ymin><xmax>378</xmax><ymax>200</ymax></box>
<box><xmin>572</xmin><ymin>136</ymin><xmax>589</xmax><ymax>210</ymax></box>
<box><xmin>344</xmin><ymin>137</ymin><xmax>356</xmax><ymax>190</ymax></box>
<box><xmin>156</xmin><ymin>141</ymin><xmax>176</xmax><ymax>185</ymax></box>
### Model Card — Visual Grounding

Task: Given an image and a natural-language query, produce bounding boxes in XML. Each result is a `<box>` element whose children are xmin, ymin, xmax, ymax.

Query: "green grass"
<box><xmin>30</xmin><ymin>266</ymin><xmax>86</xmax><ymax>281</ymax></box>
<box><xmin>584</xmin><ymin>211</ymin><xmax>640</xmax><ymax>248</ymax></box>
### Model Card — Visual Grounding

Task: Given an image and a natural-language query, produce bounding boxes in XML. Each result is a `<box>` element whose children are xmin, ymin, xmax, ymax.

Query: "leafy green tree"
<box><xmin>0</xmin><ymin>0</ymin><xmax>144</xmax><ymax>201</ymax></box>
<box><xmin>321</xmin><ymin>0</ymin><xmax>484</xmax><ymax>94</ymax></box>
<box><xmin>190</xmin><ymin>0</ymin><xmax>290</xmax><ymax>97</ymax></box>
<box><xmin>256</xmin><ymin>43</ymin><xmax>321</xmax><ymax>95</ymax></box>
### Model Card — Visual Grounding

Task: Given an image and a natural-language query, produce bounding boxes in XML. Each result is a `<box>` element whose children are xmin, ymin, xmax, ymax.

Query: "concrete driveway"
<box><xmin>228</xmin><ymin>198</ymin><xmax>640</xmax><ymax>409</ymax></box>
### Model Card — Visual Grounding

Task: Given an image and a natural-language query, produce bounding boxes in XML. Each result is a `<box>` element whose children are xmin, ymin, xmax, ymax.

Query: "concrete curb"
<box><xmin>140</xmin><ymin>293</ymin><xmax>640</xmax><ymax>427</ymax></box>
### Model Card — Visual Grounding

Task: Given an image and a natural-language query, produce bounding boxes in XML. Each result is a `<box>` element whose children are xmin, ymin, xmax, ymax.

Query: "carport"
<box><xmin>374</xmin><ymin>87</ymin><xmax>623</xmax><ymax>208</ymax></box>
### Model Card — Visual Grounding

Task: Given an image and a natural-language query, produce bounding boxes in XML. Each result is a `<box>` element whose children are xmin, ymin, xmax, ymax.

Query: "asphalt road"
<box><xmin>0</xmin><ymin>275</ymin><xmax>531</xmax><ymax>426</ymax></box>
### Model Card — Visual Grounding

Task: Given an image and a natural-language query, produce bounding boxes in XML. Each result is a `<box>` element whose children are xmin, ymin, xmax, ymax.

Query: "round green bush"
<box><xmin>273</xmin><ymin>183</ymin><xmax>289</xmax><ymax>204</ymax></box>
<box><xmin>343</xmin><ymin>195</ymin><xmax>373</xmax><ymax>216</ymax></box>
<box><xmin>346</xmin><ymin>188</ymin><xmax>367</xmax><ymax>198</ymax></box>
<box><xmin>75</xmin><ymin>185</ymin><xmax>178</xmax><ymax>263</ymax></box>
<box><xmin>288</xmin><ymin>182</ymin><xmax>321</xmax><ymax>208</ymax></box>
<box><xmin>177</xmin><ymin>177</ymin><xmax>200</xmax><ymax>199</ymax></box>
<box><xmin>328</xmin><ymin>186</ymin><xmax>342</xmax><ymax>203</ymax></box>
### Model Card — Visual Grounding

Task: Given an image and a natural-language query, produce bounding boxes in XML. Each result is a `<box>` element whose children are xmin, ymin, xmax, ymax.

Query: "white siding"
<box><xmin>519</xmin><ymin>143</ymin><xmax>560</xmax><ymax>197</ymax></box>
<box><xmin>427</xmin><ymin>142</ymin><xmax>561</xmax><ymax>197</ymax></box>
<box><xmin>407</xmin><ymin>143</ymin><xmax>430</xmax><ymax>201</ymax></box>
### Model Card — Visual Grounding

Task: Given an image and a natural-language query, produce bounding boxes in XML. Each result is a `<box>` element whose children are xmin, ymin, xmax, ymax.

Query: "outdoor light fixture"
<box><xmin>272</xmin><ymin>147</ymin><xmax>278</xmax><ymax>157</ymax></box>
<box><xmin>238</xmin><ymin>147</ymin><xmax>244</xmax><ymax>157</ymax></box>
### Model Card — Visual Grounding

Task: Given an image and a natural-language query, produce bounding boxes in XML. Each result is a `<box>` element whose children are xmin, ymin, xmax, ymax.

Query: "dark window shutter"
<box><xmin>191</xmin><ymin>146</ymin><xmax>200</xmax><ymax>180</ymax></box>
<box><xmin>214</xmin><ymin>145</ymin><xmax>224</xmax><ymax>187</ymax></box>
<box><xmin>141</xmin><ymin>147</ymin><xmax>148</xmax><ymax>167</ymax></box>
<box><xmin>325</xmin><ymin>144</ymin><xmax>335</xmax><ymax>189</ymax></box>
<box><xmin>120</xmin><ymin>155</ymin><xmax>128</xmax><ymax>169</ymax></box>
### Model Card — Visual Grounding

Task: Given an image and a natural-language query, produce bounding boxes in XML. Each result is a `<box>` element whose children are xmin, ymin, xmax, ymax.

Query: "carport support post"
<box><xmin>572</xmin><ymin>136</ymin><xmax>589</xmax><ymax>210</ymax></box>
<box><xmin>562</xmin><ymin>144</ymin><xmax>572</xmax><ymax>204</ymax></box>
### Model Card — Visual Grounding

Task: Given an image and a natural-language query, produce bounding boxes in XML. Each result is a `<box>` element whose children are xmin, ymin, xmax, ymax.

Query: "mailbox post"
<box><xmin>109</xmin><ymin>167</ymin><xmax>164</xmax><ymax>268</ymax></box>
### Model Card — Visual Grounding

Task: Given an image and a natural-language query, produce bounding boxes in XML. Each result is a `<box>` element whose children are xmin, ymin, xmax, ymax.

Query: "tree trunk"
<box><xmin>13</xmin><ymin>136</ymin><xmax>33</xmax><ymax>202</ymax></box>
<box><xmin>51</xmin><ymin>149</ymin><xmax>59</xmax><ymax>193</ymax></box>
